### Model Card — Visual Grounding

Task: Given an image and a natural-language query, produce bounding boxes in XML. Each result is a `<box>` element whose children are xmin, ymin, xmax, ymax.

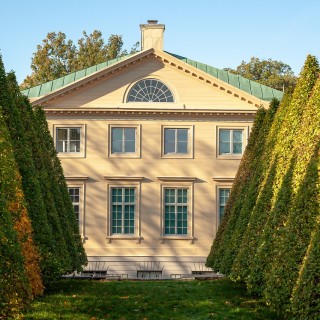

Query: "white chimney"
<box><xmin>140</xmin><ymin>20</ymin><xmax>165</xmax><ymax>51</ymax></box>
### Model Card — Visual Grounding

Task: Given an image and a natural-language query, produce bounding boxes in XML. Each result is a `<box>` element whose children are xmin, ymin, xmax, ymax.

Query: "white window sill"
<box><xmin>106</xmin><ymin>236</ymin><xmax>143</xmax><ymax>244</ymax></box>
<box><xmin>161</xmin><ymin>153</ymin><xmax>193</xmax><ymax>159</ymax></box>
<box><xmin>109</xmin><ymin>153</ymin><xmax>140</xmax><ymax>159</ymax></box>
<box><xmin>217</xmin><ymin>154</ymin><xmax>242</xmax><ymax>160</ymax></box>
<box><xmin>57</xmin><ymin>152</ymin><xmax>85</xmax><ymax>159</ymax></box>
<box><xmin>159</xmin><ymin>236</ymin><xmax>196</xmax><ymax>244</ymax></box>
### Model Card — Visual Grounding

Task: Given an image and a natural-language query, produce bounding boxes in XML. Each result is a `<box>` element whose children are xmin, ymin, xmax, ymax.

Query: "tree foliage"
<box><xmin>0</xmin><ymin>110</ymin><xmax>32</xmax><ymax>318</ymax></box>
<box><xmin>225</xmin><ymin>57</ymin><xmax>297</xmax><ymax>92</ymax></box>
<box><xmin>207</xmin><ymin>54</ymin><xmax>320</xmax><ymax>318</ymax></box>
<box><xmin>21</xmin><ymin>30</ymin><xmax>139</xmax><ymax>88</ymax></box>
<box><xmin>0</xmin><ymin>54</ymin><xmax>87</xmax><ymax>317</ymax></box>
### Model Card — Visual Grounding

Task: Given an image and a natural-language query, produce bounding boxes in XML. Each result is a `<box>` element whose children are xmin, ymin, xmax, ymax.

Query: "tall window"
<box><xmin>111</xmin><ymin>128</ymin><xmax>136</xmax><ymax>154</ymax></box>
<box><xmin>111</xmin><ymin>188</ymin><xmax>135</xmax><ymax>234</ymax></box>
<box><xmin>219</xmin><ymin>188</ymin><xmax>230</xmax><ymax>223</ymax></box>
<box><xmin>164</xmin><ymin>128</ymin><xmax>189</xmax><ymax>155</ymax></box>
<box><xmin>56</xmin><ymin>128</ymin><xmax>81</xmax><ymax>153</ymax></box>
<box><xmin>164</xmin><ymin>188</ymin><xmax>188</xmax><ymax>235</ymax></box>
<box><xmin>68</xmin><ymin>187</ymin><xmax>80</xmax><ymax>225</ymax></box>
<box><xmin>127</xmin><ymin>79</ymin><xmax>174</xmax><ymax>102</ymax></box>
<box><xmin>219</xmin><ymin>129</ymin><xmax>243</xmax><ymax>155</ymax></box>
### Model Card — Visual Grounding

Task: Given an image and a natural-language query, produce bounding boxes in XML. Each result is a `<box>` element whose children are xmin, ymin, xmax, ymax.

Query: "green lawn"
<box><xmin>21</xmin><ymin>279</ymin><xmax>283</xmax><ymax>320</ymax></box>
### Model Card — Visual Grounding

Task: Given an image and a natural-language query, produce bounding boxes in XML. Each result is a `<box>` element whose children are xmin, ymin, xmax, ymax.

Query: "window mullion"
<box><xmin>121</xmin><ymin>188</ymin><xmax>125</xmax><ymax>234</ymax></box>
<box><xmin>175</xmin><ymin>189</ymin><xmax>178</xmax><ymax>234</ymax></box>
<box><xmin>122</xmin><ymin>129</ymin><xmax>125</xmax><ymax>153</ymax></box>
<box><xmin>174</xmin><ymin>129</ymin><xmax>178</xmax><ymax>153</ymax></box>
<box><xmin>67</xmin><ymin>128</ymin><xmax>70</xmax><ymax>153</ymax></box>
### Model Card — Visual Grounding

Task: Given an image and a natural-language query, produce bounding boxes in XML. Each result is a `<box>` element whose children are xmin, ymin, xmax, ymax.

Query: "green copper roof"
<box><xmin>168</xmin><ymin>52</ymin><xmax>283</xmax><ymax>101</ymax></box>
<box><xmin>22</xmin><ymin>51</ymin><xmax>283</xmax><ymax>102</ymax></box>
<box><xmin>21</xmin><ymin>56</ymin><xmax>129</xmax><ymax>98</ymax></box>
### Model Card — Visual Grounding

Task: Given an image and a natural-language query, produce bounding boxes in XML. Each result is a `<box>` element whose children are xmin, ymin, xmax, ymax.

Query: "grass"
<box><xmin>20</xmin><ymin>278</ymin><xmax>283</xmax><ymax>320</ymax></box>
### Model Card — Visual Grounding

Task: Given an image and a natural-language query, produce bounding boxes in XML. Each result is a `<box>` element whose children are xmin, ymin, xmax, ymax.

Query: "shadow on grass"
<box><xmin>21</xmin><ymin>279</ymin><xmax>283</xmax><ymax>320</ymax></box>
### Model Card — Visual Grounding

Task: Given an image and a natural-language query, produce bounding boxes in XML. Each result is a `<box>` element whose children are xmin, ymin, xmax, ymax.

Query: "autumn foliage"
<box><xmin>0</xmin><ymin>53</ymin><xmax>86</xmax><ymax>318</ymax></box>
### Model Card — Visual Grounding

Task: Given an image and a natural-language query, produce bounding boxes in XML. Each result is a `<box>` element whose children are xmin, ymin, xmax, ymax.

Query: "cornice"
<box><xmin>103</xmin><ymin>176</ymin><xmax>144</xmax><ymax>181</ymax></box>
<box><xmin>212</xmin><ymin>177</ymin><xmax>235</xmax><ymax>182</ymax></box>
<box><xmin>31</xmin><ymin>48</ymin><xmax>269</xmax><ymax>109</ymax></box>
<box><xmin>44</xmin><ymin>108</ymin><xmax>256</xmax><ymax>118</ymax></box>
<box><xmin>65</xmin><ymin>176</ymin><xmax>89</xmax><ymax>180</ymax></box>
<box><xmin>157</xmin><ymin>176</ymin><xmax>197</xmax><ymax>182</ymax></box>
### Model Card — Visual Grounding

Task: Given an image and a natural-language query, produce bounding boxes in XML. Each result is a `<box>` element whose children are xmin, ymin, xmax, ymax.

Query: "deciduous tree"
<box><xmin>225</xmin><ymin>57</ymin><xmax>296</xmax><ymax>91</ymax></box>
<box><xmin>21</xmin><ymin>30</ymin><xmax>139</xmax><ymax>88</ymax></box>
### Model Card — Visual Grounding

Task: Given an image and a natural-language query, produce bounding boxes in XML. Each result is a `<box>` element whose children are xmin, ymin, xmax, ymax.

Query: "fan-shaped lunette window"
<box><xmin>127</xmin><ymin>79</ymin><xmax>174</xmax><ymax>102</ymax></box>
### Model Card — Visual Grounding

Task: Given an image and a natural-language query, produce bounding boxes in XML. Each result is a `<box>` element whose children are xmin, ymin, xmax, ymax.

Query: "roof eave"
<box><xmin>30</xmin><ymin>48</ymin><xmax>270</xmax><ymax>108</ymax></box>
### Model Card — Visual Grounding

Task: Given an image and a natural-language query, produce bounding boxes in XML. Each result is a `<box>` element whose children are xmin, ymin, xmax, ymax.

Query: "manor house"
<box><xmin>23</xmin><ymin>21</ymin><xmax>282</xmax><ymax>278</ymax></box>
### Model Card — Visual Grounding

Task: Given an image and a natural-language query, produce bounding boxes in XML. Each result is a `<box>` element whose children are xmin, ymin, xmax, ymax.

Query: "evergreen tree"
<box><xmin>206</xmin><ymin>99</ymin><xmax>280</xmax><ymax>275</ymax></box>
<box><xmin>0</xmin><ymin>54</ymin><xmax>85</xmax><ymax>284</ymax></box>
<box><xmin>263</xmin><ymin>67</ymin><xmax>320</xmax><ymax>311</ymax></box>
<box><xmin>10</xmin><ymin>76</ymin><xmax>73</xmax><ymax>275</ymax></box>
<box><xmin>290</xmin><ymin>194</ymin><xmax>320</xmax><ymax>319</ymax></box>
<box><xmin>206</xmin><ymin>55</ymin><xmax>320</xmax><ymax>318</ymax></box>
<box><xmin>33</xmin><ymin>106</ymin><xmax>87</xmax><ymax>271</ymax></box>
<box><xmin>0</xmin><ymin>110</ymin><xmax>30</xmax><ymax>318</ymax></box>
<box><xmin>206</xmin><ymin>107</ymin><xmax>268</xmax><ymax>273</ymax></box>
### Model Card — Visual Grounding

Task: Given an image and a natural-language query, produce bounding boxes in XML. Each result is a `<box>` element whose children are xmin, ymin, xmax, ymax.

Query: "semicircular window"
<box><xmin>127</xmin><ymin>79</ymin><xmax>174</xmax><ymax>102</ymax></box>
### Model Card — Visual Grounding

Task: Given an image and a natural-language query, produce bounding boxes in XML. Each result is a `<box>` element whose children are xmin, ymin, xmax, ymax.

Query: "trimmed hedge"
<box><xmin>0</xmin><ymin>110</ymin><xmax>30</xmax><ymax>318</ymax></box>
<box><xmin>0</xmin><ymin>54</ymin><xmax>86</xmax><ymax>317</ymax></box>
<box><xmin>290</xmin><ymin>197</ymin><xmax>320</xmax><ymax>320</ymax></box>
<box><xmin>206</xmin><ymin>55</ymin><xmax>320</xmax><ymax>318</ymax></box>
<box><xmin>2</xmin><ymin>69</ymin><xmax>66</xmax><ymax>284</ymax></box>
<box><xmin>33</xmin><ymin>106</ymin><xmax>87</xmax><ymax>272</ymax></box>
<box><xmin>206</xmin><ymin>99</ymin><xmax>280</xmax><ymax>275</ymax></box>
<box><xmin>0</xmin><ymin>108</ymin><xmax>43</xmax><ymax>317</ymax></box>
<box><xmin>15</xmin><ymin>89</ymin><xmax>72</xmax><ymax>275</ymax></box>
<box><xmin>263</xmin><ymin>70</ymin><xmax>320</xmax><ymax>312</ymax></box>
<box><xmin>206</xmin><ymin>107</ymin><xmax>268</xmax><ymax>274</ymax></box>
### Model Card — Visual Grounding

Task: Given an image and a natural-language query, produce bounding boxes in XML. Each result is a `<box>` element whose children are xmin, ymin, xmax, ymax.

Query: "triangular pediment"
<box><xmin>24</xmin><ymin>49</ymin><xmax>281</xmax><ymax>110</ymax></box>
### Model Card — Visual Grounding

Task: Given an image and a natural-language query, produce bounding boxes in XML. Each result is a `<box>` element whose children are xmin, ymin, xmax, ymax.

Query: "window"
<box><xmin>105</xmin><ymin>177</ymin><xmax>142</xmax><ymax>243</ymax></box>
<box><xmin>164</xmin><ymin>128</ymin><xmax>188</xmax><ymax>154</ymax></box>
<box><xmin>68</xmin><ymin>187</ymin><xmax>80</xmax><ymax>225</ymax></box>
<box><xmin>54</xmin><ymin>125</ymin><xmax>85</xmax><ymax>158</ymax></box>
<box><xmin>127</xmin><ymin>78</ymin><xmax>174</xmax><ymax>102</ymax></box>
<box><xmin>218</xmin><ymin>188</ymin><xmax>230</xmax><ymax>223</ymax></box>
<box><xmin>57</xmin><ymin>128</ymin><xmax>81</xmax><ymax>153</ymax></box>
<box><xmin>111</xmin><ymin>187</ymin><xmax>135</xmax><ymax>235</ymax></box>
<box><xmin>219</xmin><ymin>129</ymin><xmax>243</xmax><ymax>155</ymax></box>
<box><xmin>66</xmin><ymin>177</ymin><xmax>87</xmax><ymax>239</ymax></box>
<box><xmin>164</xmin><ymin>188</ymin><xmax>188</xmax><ymax>235</ymax></box>
<box><xmin>111</xmin><ymin>127</ymin><xmax>135</xmax><ymax>153</ymax></box>
<box><xmin>162</xmin><ymin>126</ymin><xmax>193</xmax><ymax>158</ymax></box>
<box><xmin>158</xmin><ymin>177</ymin><xmax>195</xmax><ymax>242</ymax></box>
<box><xmin>109</xmin><ymin>125</ymin><xmax>140</xmax><ymax>158</ymax></box>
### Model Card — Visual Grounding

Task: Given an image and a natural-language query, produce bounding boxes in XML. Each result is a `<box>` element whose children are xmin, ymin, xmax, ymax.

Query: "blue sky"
<box><xmin>1</xmin><ymin>0</ymin><xmax>319</xmax><ymax>84</ymax></box>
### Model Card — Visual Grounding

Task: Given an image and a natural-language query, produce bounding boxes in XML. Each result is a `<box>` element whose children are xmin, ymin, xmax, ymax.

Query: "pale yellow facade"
<box><xmin>30</xmin><ymin>21</ymin><xmax>273</xmax><ymax>278</ymax></box>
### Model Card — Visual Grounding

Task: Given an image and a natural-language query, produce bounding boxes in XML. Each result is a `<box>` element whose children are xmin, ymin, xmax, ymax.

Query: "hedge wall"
<box><xmin>0</xmin><ymin>54</ymin><xmax>86</xmax><ymax>317</ymax></box>
<box><xmin>206</xmin><ymin>55</ymin><xmax>320</xmax><ymax>318</ymax></box>
<box><xmin>206</xmin><ymin>107</ymin><xmax>268</xmax><ymax>274</ymax></box>
<box><xmin>33</xmin><ymin>106</ymin><xmax>87</xmax><ymax>272</ymax></box>
<box><xmin>0</xmin><ymin>109</ymin><xmax>43</xmax><ymax>318</ymax></box>
<box><xmin>0</xmin><ymin>110</ymin><xmax>30</xmax><ymax>318</ymax></box>
<box><xmin>263</xmin><ymin>69</ymin><xmax>320</xmax><ymax>312</ymax></box>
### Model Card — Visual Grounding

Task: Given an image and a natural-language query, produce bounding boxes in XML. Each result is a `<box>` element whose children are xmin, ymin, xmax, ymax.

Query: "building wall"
<box><xmin>44</xmin><ymin>58</ymin><xmax>256</xmax><ymax>277</ymax></box>
<box><xmin>47</xmin><ymin>113</ymin><xmax>253</xmax><ymax>277</ymax></box>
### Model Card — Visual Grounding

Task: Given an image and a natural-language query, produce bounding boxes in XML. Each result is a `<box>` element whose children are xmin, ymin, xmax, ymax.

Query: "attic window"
<box><xmin>127</xmin><ymin>79</ymin><xmax>174</xmax><ymax>102</ymax></box>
